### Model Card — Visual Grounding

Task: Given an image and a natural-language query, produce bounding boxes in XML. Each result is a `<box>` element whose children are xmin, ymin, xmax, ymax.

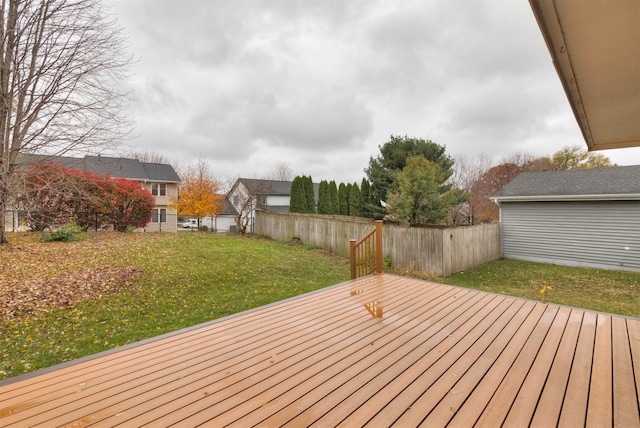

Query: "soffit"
<box><xmin>530</xmin><ymin>0</ymin><xmax>640</xmax><ymax>150</ymax></box>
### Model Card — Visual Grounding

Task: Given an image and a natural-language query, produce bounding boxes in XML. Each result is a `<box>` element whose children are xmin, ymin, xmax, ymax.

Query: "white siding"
<box><xmin>211</xmin><ymin>215</ymin><xmax>236</xmax><ymax>232</ymax></box>
<box><xmin>501</xmin><ymin>201</ymin><xmax>640</xmax><ymax>272</ymax></box>
<box><xmin>266</xmin><ymin>195</ymin><xmax>290</xmax><ymax>206</ymax></box>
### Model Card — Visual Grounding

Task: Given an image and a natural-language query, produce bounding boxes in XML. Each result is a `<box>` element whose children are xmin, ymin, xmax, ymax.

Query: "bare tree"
<box><xmin>268</xmin><ymin>161</ymin><xmax>294</xmax><ymax>181</ymax></box>
<box><xmin>13</xmin><ymin>162</ymin><xmax>82</xmax><ymax>230</ymax></box>
<box><xmin>449</xmin><ymin>153</ymin><xmax>494</xmax><ymax>193</ymax></box>
<box><xmin>448</xmin><ymin>154</ymin><xmax>493</xmax><ymax>224</ymax></box>
<box><xmin>229</xmin><ymin>178</ymin><xmax>275</xmax><ymax>235</ymax></box>
<box><xmin>0</xmin><ymin>0</ymin><xmax>132</xmax><ymax>243</ymax></box>
<box><xmin>499</xmin><ymin>151</ymin><xmax>537</xmax><ymax>169</ymax></box>
<box><xmin>218</xmin><ymin>175</ymin><xmax>236</xmax><ymax>194</ymax></box>
<box><xmin>127</xmin><ymin>149</ymin><xmax>172</xmax><ymax>165</ymax></box>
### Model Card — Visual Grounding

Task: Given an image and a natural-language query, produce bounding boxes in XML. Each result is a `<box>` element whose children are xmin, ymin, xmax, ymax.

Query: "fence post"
<box><xmin>349</xmin><ymin>239</ymin><xmax>357</xmax><ymax>279</ymax></box>
<box><xmin>375</xmin><ymin>220</ymin><xmax>383</xmax><ymax>274</ymax></box>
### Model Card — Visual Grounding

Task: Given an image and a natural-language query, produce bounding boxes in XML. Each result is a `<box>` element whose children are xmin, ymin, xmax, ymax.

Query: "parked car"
<box><xmin>182</xmin><ymin>219</ymin><xmax>199</xmax><ymax>229</ymax></box>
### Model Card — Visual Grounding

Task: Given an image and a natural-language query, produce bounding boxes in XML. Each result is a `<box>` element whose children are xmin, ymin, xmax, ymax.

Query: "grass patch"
<box><xmin>442</xmin><ymin>258</ymin><xmax>640</xmax><ymax>317</ymax></box>
<box><xmin>0</xmin><ymin>232</ymin><xmax>349</xmax><ymax>380</ymax></box>
<box><xmin>3</xmin><ymin>233</ymin><xmax>638</xmax><ymax>382</ymax></box>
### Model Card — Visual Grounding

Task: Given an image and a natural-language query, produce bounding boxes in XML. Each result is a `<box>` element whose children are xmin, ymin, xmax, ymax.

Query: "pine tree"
<box><xmin>304</xmin><ymin>176</ymin><xmax>316</xmax><ymax>213</ymax></box>
<box><xmin>360</xmin><ymin>178</ymin><xmax>371</xmax><ymax>218</ymax></box>
<box><xmin>349</xmin><ymin>182</ymin><xmax>362</xmax><ymax>216</ymax></box>
<box><xmin>329</xmin><ymin>180</ymin><xmax>339</xmax><ymax>214</ymax></box>
<box><xmin>338</xmin><ymin>182</ymin><xmax>348</xmax><ymax>215</ymax></box>
<box><xmin>317</xmin><ymin>180</ymin><xmax>332</xmax><ymax>214</ymax></box>
<box><xmin>289</xmin><ymin>176</ymin><xmax>307</xmax><ymax>213</ymax></box>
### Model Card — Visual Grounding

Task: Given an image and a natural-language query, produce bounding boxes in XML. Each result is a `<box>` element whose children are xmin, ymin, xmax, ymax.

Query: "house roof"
<box><xmin>138</xmin><ymin>161</ymin><xmax>181</xmax><ymax>183</ymax></box>
<box><xmin>219</xmin><ymin>198</ymin><xmax>238</xmax><ymax>216</ymax></box>
<box><xmin>236</xmin><ymin>178</ymin><xmax>293</xmax><ymax>195</ymax></box>
<box><xmin>233</xmin><ymin>178</ymin><xmax>320</xmax><ymax>198</ymax></box>
<box><xmin>529</xmin><ymin>0</ymin><xmax>640</xmax><ymax>151</ymax></box>
<box><xmin>17</xmin><ymin>154</ymin><xmax>180</xmax><ymax>183</ymax></box>
<box><xmin>492</xmin><ymin>165</ymin><xmax>640</xmax><ymax>202</ymax></box>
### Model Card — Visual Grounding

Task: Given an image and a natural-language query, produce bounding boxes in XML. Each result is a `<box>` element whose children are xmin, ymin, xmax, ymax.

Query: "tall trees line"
<box><xmin>289</xmin><ymin>137</ymin><xmax>616</xmax><ymax>227</ymax></box>
<box><xmin>289</xmin><ymin>176</ymin><xmax>383</xmax><ymax>218</ymax></box>
<box><xmin>290</xmin><ymin>135</ymin><xmax>464</xmax><ymax>225</ymax></box>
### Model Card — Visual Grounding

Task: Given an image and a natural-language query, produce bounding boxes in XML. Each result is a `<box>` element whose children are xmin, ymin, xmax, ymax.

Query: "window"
<box><xmin>151</xmin><ymin>209</ymin><xmax>167</xmax><ymax>223</ymax></box>
<box><xmin>151</xmin><ymin>183</ymin><xmax>166</xmax><ymax>196</ymax></box>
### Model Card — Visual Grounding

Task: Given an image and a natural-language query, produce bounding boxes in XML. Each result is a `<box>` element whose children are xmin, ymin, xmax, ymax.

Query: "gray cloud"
<box><xmin>109</xmin><ymin>0</ymin><xmax>640</xmax><ymax>183</ymax></box>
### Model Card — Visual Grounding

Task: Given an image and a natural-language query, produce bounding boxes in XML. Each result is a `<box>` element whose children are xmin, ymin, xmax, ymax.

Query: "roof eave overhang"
<box><xmin>529</xmin><ymin>0</ymin><xmax>640</xmax><ymax>151</ymax></box>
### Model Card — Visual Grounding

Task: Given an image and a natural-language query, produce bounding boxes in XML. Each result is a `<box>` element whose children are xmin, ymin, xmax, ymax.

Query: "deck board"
<box><xmin>612</xmin><ymin>317</ymin><xmax>640</xmax><ymax>427</ymax></box>
<box><xmin>1</xmin><ymin>274</ymin><xmax>639</xmax><ymax>427</ymax></box>
<box><xmin>586</xmin><ymin>314</ymin><xmax>613</xmax><ymax>427</ymax></box>
<box><xmin>333</xmin><ymin>294</ymin><xmax>511</xmax><ymax>428</ymax></box>
<box><xmin>504</xmin><ymin>306</ymin><xmax>572</xmax><ymax>427</ymax></box>
<box><xmin>529</xmin><ymin>309</ymin><xmax>584</xmax><ymax>427</ymax></box>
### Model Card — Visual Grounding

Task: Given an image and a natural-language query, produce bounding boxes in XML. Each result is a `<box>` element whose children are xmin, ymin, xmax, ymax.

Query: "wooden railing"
<box><xmin>350</xmin><ymin>220</ymin><xmax>383</xmax><ymax>279</ymax></box>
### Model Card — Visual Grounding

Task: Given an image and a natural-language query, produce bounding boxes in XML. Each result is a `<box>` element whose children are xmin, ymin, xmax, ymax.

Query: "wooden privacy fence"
<box><xmin>350</xmin><ymin>220</ymin><xmax>383</xmax><ymax>279</ymax></box>
<box><xmin>255</xmin><ymin>211</ymin><xmax>501</xmax><ymax>277</ymax></box>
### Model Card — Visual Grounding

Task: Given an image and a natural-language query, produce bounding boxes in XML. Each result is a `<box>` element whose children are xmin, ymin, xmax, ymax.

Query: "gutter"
<box><xmin>492</xmin><ymin>194</ymin><xmax>640</xmax><ymax>204</ymax></box>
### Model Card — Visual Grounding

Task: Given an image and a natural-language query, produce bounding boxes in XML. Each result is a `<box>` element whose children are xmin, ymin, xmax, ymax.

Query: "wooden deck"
<box><xmin>1</xmin><ymin>274</ymin><xmax>639</xmax><ymax>427</ymax></box>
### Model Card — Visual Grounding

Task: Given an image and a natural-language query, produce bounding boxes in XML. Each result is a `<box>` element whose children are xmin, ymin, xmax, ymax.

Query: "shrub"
<box><xmin>40</xmin><ymin>222</ymin><xmax>84</xmax><ymax>242</ymax></box>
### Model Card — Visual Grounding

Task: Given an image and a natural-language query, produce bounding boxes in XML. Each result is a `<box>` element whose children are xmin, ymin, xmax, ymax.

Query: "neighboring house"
<box><xmin>8</xmin><ymin>154</ymin><xmax>181</xmax><ymax>232</ymax></box>
<box><xmin>212</xmin><ymin>199</ymin><xmax>239</xmax><ymax>232</ymax></box>
<box><xmin>227</xmin><ymin>178</ymin><xmax>318</xmax><ymax>233</ymax></box>
<box><xmin>492</xmin><ymin>165</ymin><xmax>640</xmax><ymax>272</ymax></box>
<box><xmin>192</xmin><ymin>199</ymin><xmax>238</xmax><ymax>233</ymax></box>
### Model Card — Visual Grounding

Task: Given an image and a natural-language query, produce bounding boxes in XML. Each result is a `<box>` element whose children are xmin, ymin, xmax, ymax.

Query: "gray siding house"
<box><xmin>492</xmin><ymin>166</ymin><xmax>640</xmax><ymax>272</ymax></box>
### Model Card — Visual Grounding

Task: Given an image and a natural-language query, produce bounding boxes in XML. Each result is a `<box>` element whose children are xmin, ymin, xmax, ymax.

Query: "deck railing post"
<box><xmin>375</xmin><ymin>220</ymin><xmax>383</xmax><ymax>275</ymax></box>
<box><xmin>349</xmin><ymin>239</ymin><xmax>357</xmax><ymax>279</ymax></box>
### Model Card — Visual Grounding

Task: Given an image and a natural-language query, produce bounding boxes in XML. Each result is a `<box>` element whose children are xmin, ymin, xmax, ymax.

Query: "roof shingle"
<box><xmin>492</xmin><ymin>165</ymin><xmax>640</xmax><ymax>200</ymax></box>
<box><xmin>17</xmin><ymin>154</ymin><xmax>180</xmax><ymax>183</ymax></box>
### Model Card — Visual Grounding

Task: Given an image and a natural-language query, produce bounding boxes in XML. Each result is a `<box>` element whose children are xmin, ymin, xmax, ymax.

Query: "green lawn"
<box><xmin>0</xmin><ymin>232</ymin><xmax>350</xmax><ymax>380</ymax></box>
<box><xmin>2</xmin><ymin>232</ymin><xmax>638</xmax><ymax>382</ymax></box>
<box><xmin>442</xmin><ymin>258</ymin><xmax>640</xmax><ymax>317</ymax></box>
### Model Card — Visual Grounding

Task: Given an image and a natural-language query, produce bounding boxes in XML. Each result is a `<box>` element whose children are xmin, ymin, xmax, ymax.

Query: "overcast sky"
<box><xmin>106</xmin><ymin>0</ymin><xmax>640</xmax><ymax>184</ymax></box>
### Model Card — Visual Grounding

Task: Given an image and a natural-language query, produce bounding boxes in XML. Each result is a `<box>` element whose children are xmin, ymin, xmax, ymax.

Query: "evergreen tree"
<box><xmin>365</xmin><ymin>135</ymin><xmax>454</xmax><ymax>204</ymax></box>
<box><xmin>386</xmin><ymin>156</ymin><xmax>449</xmax><ymax>225</ymax></box>
<box><xmin>368</xmin><ymin>194</ymin><xmax>386</xmax><ymax>220</ymax></box>
<box><xmin>358</xmin><ymin>177</ymin><xmax>385</xmax><ymax>219</ymax></box>
<box><xmin>289</xmin><ymin>176</ymin><xmax>307</xmax><ymax>213</ymax></box>
<box><xmin>317</xmin><ymin>180</ymin><xmax>332</xmax><ymax>214</ymax></box>
<box><xmin>329</xmin><ymin>180</ymin><xmax>339</xmax><ymax>214</ymax></box>
<box><xmin>304</xmin><ymin>175</ymin><xmax>316</xmax><ymax>213</ymax></box>
<box><xmin>345</xmin><ymin>183</ymin><xmax>353</xmax><ymax>215</ymax></box>
<box><xmin>360</xmin><ymin>178</ymin><xmax>371</xmax><ymax>217</ymax></box>
<box><xmin>338</xmin><ymin>182</ymin><xmax>349</xmax><ymax>215</ymax></box>
<box><xmin>349</xmin><ymin>182</ymin><xmax>363</xmax><ymax>216</ymax></box>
